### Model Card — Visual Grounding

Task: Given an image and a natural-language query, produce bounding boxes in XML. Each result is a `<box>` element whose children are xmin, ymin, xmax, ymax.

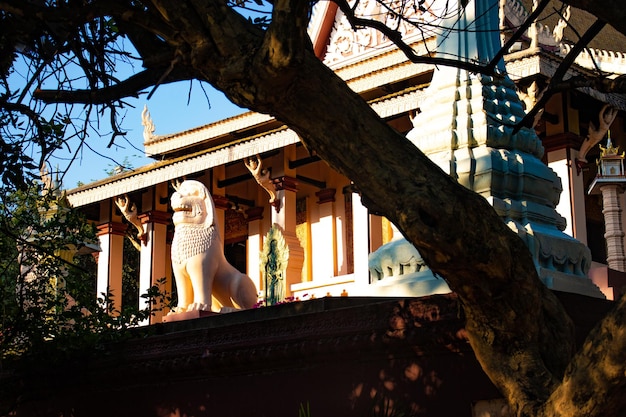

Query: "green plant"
<box><xmin>298</xmin><ymin>401</ymin><xmax>311</xmax><ymax>417</ymax></box>
<box><xmin>0</xmin><ymin>184</ymin><xmax>170</xmax><ymax>365</ymax></box>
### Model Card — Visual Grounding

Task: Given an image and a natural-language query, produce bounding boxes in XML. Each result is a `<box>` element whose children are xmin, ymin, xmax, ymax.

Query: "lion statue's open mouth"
<box><xmin>173</xmin><ymin>206</ymin><xmax>192</xmax><ymax>212</ymax></box>
<box><xmin>170</xmin><ymin>180</ymin><xmax>258</xmax><ymax>313</ymax></box>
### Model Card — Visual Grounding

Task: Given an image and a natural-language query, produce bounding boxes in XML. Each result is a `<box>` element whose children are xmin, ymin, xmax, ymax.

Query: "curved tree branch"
<box><xmin>561</xmin><ymin>0</ymin><xmax>626</xmax><ymax>36</ymax></box>
<box><xmin>33</xmin><ymin>68</ymin><xmax>184</xmax><ymax>104</ymax></box>
<box><xmin>261</xmin><ymin>0</ymin><xmax>312</xmax><ymax>69</ymax></box>
<box><xmin>553</xmin><ymin>74</ymin><xmax>626</xmax><ymax>93</ymax></box>
<box><xmin>163</xmin><ymin>5</ymin><xmax>576</xmax><ymax>414</ymax></box>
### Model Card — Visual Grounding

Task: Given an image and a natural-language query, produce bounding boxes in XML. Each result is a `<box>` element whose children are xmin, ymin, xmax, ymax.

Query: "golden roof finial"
<box><xmin>599</xmin><ymin>131</ymin><xmax>624</xmax><ymax>158</ymax></box>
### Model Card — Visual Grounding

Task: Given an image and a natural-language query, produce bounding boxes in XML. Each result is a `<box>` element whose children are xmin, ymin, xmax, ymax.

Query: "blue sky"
<box><xmin>53</xmin><ymin>81</ymin><xmax>245</xmax><ymax>189</ymax></box>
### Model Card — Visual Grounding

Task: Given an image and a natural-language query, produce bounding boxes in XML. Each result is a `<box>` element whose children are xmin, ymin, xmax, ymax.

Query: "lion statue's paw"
<box><xmin>166</xmin><ymin>306</ymin><xmax>187</xmax><ymax>315</ymax></box>
<box><xmin>187</xmin><ymin>302</ymin><xmax>211</xmax><ymax>312</ymax></box>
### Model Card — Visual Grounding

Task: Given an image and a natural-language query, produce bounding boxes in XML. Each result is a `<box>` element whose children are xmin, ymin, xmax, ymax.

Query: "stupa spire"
<box><xmin>403</xmin><ymin>0</ymin><xmax>603</xmax><ymax>296</ymax></box>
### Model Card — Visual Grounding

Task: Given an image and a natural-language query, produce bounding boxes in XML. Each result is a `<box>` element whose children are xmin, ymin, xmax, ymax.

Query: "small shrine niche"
<box><xmin>588</xmin><ymin>134</ymin><xmax>626</xmax><ymax>272</ymax></box>
<box><xmin>596</xmin><ymin>136</ymin><xmax>626</xmax><ymax>178</ymax></box>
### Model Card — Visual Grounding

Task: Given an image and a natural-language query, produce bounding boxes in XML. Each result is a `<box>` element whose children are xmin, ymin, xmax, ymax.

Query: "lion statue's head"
<box><xmin>171</xmin><ymin>180</ymin><xmax>215</xmax><ymax>229</ymax></box>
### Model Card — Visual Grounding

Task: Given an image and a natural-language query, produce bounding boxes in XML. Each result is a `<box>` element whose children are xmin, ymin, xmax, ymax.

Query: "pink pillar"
<box><xmin>138</xmin><ymin>211</ymin><xmax>172</xmax><ymax>323</ymax></box>
<box><xmin>313</xmin><ymin>188</ymin><xmax>337</xmax><ymax>279</ymax></box>
<box><xmin>246</xmin><ymin>206</ymin><xmax>265</xmax><ymax>293</ymax></box>
<box><xmin>600</xmin><ymin>184</ymin><xmax>626</xmax><ymax>272</ymax></box>
<box><xmin>96</xmin><ymin>222</ymin><xmax>126</xmax><ymax>314</ymax></box>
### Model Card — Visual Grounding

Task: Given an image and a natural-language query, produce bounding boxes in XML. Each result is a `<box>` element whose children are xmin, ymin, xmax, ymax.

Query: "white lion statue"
<box><xmin>170</xmin><ymin>180</ymin><xmax>258</xmax><ymax>312</ymax></box>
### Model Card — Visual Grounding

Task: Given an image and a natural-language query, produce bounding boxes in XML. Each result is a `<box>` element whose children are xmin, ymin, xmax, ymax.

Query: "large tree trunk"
<box><xmin>246</xmin><ymin>61</ymin><xmax>626</xmax><ymax>417</ymax></box>
<box><xmin>250</xmin><ymin>53</ymin><xmax>574</xmax><ymax>417</ymax></box>
<box><xmin>152</xmin><ymin>2</ymin><xmax>573</xmax><ymax>415</ymax></box>
<box><xmin>540</xmin><ymin>292</ymin><xmax>626</xmax><ymax>416</ymax></box>
<box><xmin>131</xmin><ymin>1</ymin><xmax>626</xmax><ymax>416</ymax></box>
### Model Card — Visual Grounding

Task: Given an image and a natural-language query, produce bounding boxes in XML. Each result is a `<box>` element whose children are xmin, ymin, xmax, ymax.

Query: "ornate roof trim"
<box><xmin>504</xmin><ymin>0</ymin><xmax>626</xmax><ymax>74</ymax></box>
<box><xmin>505</xmin><ymin>49</ymin><xmax>589</xmax><ymax>80</ymax></box>
<box><xmin>68</xmin><ymin>128</ymin><xmax>299</xmax><ymax>207</ymax></box>
<box><xmin>559</xmin><ymin>43</ymin><xmax>626</xmax><ymax>76</ymax></box>
<box><xmin>144</xmin><ymin>111</ymin><xmax>271</xmax><ymax>156</ymax></box>
<box><xmin>67</xmin><ymin>89</ymin><xmax>424</xmax><ymax>207</ymax></box>
<box><xmin>504</xmin><ymin>0</ymin><xmax>562</xmax><ymax>49</ymax></box>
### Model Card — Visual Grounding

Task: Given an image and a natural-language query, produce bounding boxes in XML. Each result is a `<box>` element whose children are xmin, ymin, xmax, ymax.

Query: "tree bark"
<box><xmin>104</xmin><ymin>1</ymin><xmax>626</xmax><ymax>415</ymax></box>
<box><xmin>146</xmin><ymin>2</ymin><xmax>575</xmax><ymax>415</ymax></box>
<box><xmin>540</xmin><ymin>293</ymin><xmax>626</xmax><ymax>417</ymax></box>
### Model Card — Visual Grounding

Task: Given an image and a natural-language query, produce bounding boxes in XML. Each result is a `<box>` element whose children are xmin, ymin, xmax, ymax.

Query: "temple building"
<box><xmin>66</xmin><ymin>0</ymin><xmax>626</xmax><ymax>323</ymax></box>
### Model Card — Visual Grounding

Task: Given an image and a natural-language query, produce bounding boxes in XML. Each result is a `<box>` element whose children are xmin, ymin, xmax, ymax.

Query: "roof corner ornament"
<box><xmin>142</xmin><ymin>105</ymin><xmax>156</xmax><ymax>143</ymax></box>
<box><xmin>528</xmin><ymin>0</ymin><xmax>540</xmax><ymax>49</ymax></box>
<box><xmin>244</xmin><ymin>154</ymin><xmax>280</xmax><ymax>212</ymax></box>
<box><xmin>517</xmin><ymin>80</ymin><xmax>545</xmax><ymax>128</ymax></box>
<box><xmin>553</xmin><ymin>5</ymin><xmax>571</xmax><ymax>43</ymax></box>
<box><xmin>114</xmin><ymin>194</ymin><xmax>146</xmax><ymax>249</ymax></box>
<box><xmin>576</xmin><ymin>104</ymin><xmax>618</xmax><ymax>173</ymax></box>
<box><xmin>40</xmin><ymin>162</ymin><xmax>54</xmax><ymax>195</ymax></box>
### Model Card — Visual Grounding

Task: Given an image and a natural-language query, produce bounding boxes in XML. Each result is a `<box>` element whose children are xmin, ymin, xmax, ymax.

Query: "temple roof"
<box><xmin>66</xmin><ymin>86</ymin><xmax>425</xmax><ymax>207</ymax></box>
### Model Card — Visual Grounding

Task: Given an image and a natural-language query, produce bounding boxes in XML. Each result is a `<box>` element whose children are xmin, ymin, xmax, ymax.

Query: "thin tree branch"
<box><xmin>33</xmin><ymin>68</ymin><xmax>182</xmax><ymax>105</ymax></box>
<box><xmin>561</xmin><ymin>0</ymin><xmax>626</xmax><ymax>36</ymax></box>
<box><xmin>1</xmin><ymin>100</ymin><xmax>48</xmax><ymax>158</ymax></box>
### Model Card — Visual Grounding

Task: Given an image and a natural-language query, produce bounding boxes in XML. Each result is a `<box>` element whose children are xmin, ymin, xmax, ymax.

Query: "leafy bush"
<box><xmin>0</xmin><ymin>183</ymin><xmax>170</xmax><ymax>367</ymax></box>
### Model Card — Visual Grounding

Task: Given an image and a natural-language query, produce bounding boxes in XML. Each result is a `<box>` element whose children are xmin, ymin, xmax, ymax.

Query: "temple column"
<box><xmin>600</xmin><ymin>184</ymin><xmax>626</xmax><ymax>272</ymax></box>
<box><xmin>212</xmin><ymin>167</ymin><xmax>228</xmax><ymax>238</ymax></box>
<box><xmin>334</xmin><ymin>189</ymin><xmax>347</xmax><ymax>275</ymax></box>
<box><xmin>545</xmin><ymin>134</ymin><xmax>589</xmax><ymax>243</ymax></box>
<box><xmin>96</xmin><ymin>222</ymin><xmax>126</xmax><ymax>313</ymax></box>
<box><xmin>350</xmin><ymin>191</ymin><xmax>371</xmax><ymax>286</ymax></box>
<box><xmin>312</xmin><ymin>188</ymin><xmax>337</xmax><ymax>279</ymax></box>
<box><xmin>246</xmin><ymin>206</ymin><xmax>265</xmax><ymax>293</ymax></box>
<box><xmin>212</xmin><ymin>194</ymin><xmax>231</xmax><ymax>235</ymax></box>
<box><xmin>166</xmin><ymin>230</ymin><xmax>173</xmax><ymax>303</ymax></box>
<box><xmin>137</xmin><ymin>210</ymin><xmax>172</xmax><ymax>323</ymax></box>
<box><xmin>369</xmin><ymin>214</ymin><xmax>384</xmax><ymax>253</ymax></box>
<box><xmin>588</xmin><ymin>139</ymin><xmax>626</xmax><ymax>275</ymax></box>
<box><xmin>271</xmin><ymin>175</ymin><xmax>304</xmax><ymax>293</ymax></box>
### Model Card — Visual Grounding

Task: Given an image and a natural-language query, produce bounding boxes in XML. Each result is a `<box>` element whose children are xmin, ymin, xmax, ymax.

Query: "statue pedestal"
<box><xmin>162</xmin><ymin>310</ymin><xmax>218</xmax><ymax>323</ymax></box>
